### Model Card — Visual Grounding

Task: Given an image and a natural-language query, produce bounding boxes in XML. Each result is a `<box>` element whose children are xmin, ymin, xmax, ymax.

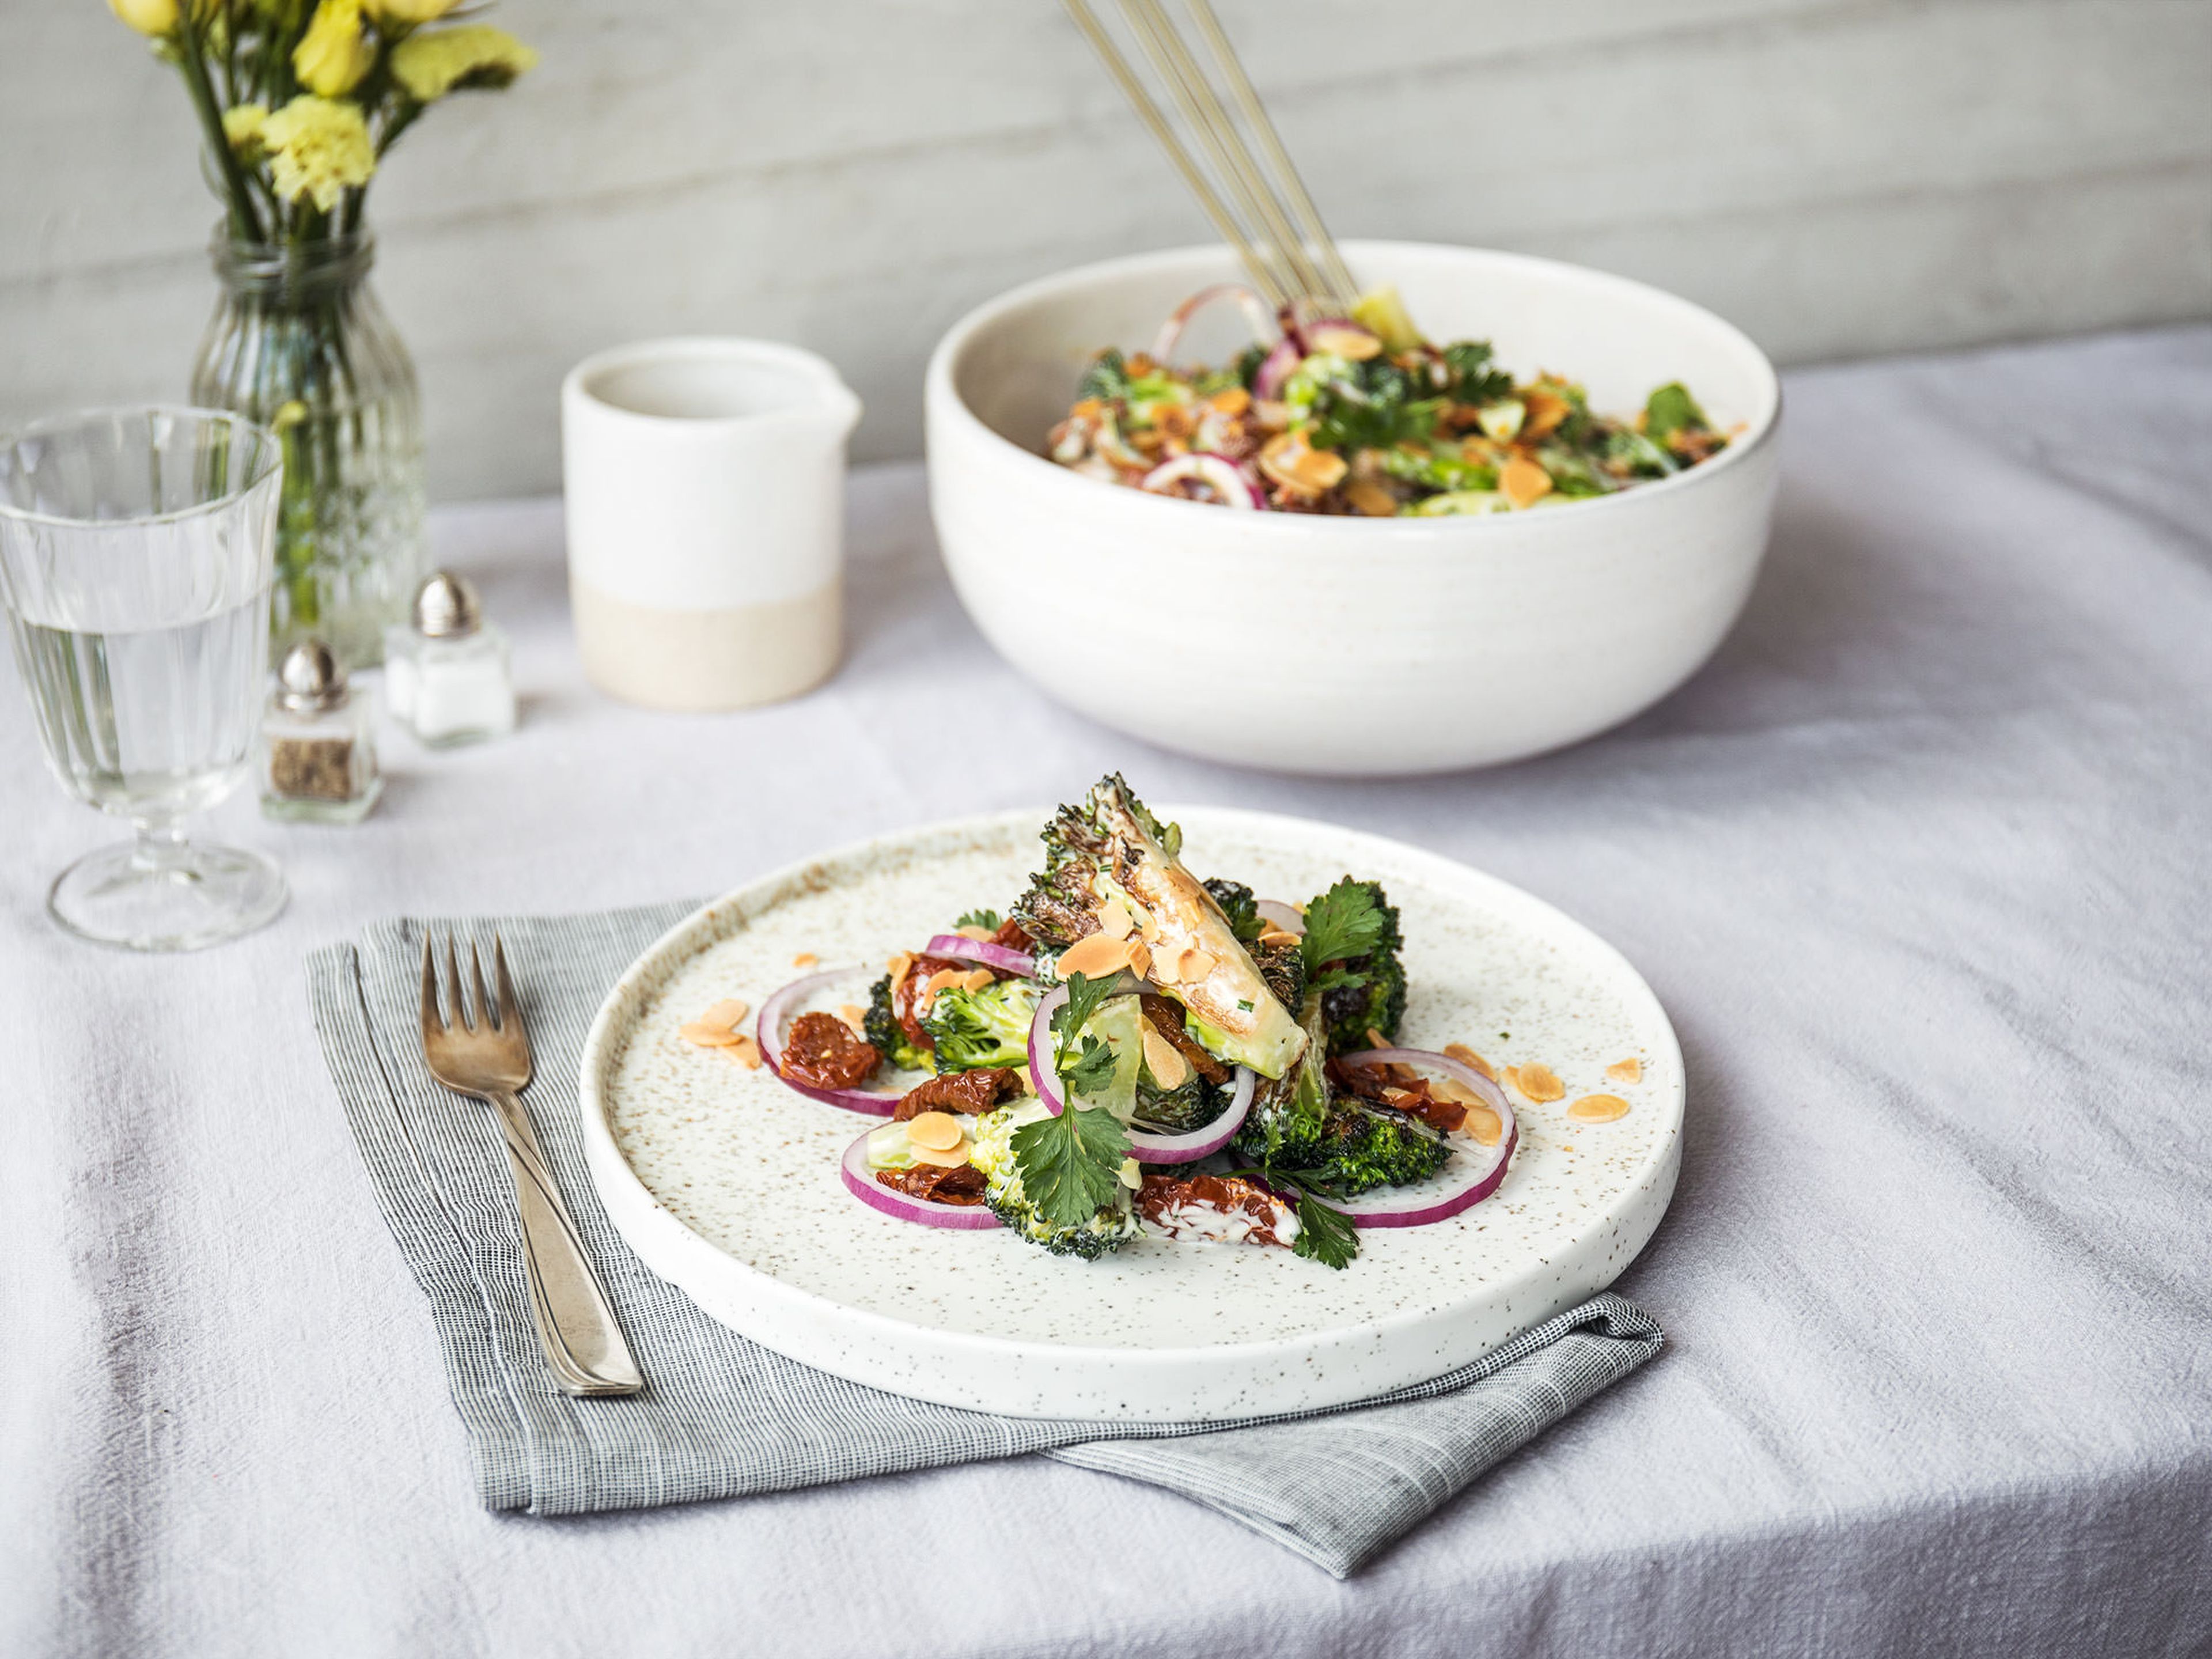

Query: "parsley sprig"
<box><xmin>1299</xmin><ymin>878</ymin><xmax>1385</xmax><ymax>991</ymax></box>
<box><xmin>1011</xmin><ymin>970</ymin><xmax>1133</xmax><ymax>1231</ymax></box>
<box><xmin>1224</xmin><ymin>1165</ymin><xmax>1359</xmax><ymax>1270</ymax></box>
<box><xmin>956</xmin><ymin>907</ymin><xmax>1001</xmax><ymax>931</ymax></box>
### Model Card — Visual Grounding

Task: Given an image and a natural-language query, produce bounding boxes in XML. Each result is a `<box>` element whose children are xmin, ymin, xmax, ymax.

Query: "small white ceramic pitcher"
<box><xmin>561</xmin><ymin>338</ymin><xmax>862</xmax><ymax>711</ymax></box>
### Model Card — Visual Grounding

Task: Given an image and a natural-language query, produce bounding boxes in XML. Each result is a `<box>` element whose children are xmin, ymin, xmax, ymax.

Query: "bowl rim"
<box><xmin>926</xmin><ymin>238</ymin><xmax>1782</xmax><ymax>537</ymax></box>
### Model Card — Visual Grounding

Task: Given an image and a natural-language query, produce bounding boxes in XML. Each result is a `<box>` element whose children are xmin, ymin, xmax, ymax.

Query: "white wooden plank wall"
<box><xmin>5</xmin><ymin>0</ymin><xmax>2208</xmax><ymax>498</ymax></box>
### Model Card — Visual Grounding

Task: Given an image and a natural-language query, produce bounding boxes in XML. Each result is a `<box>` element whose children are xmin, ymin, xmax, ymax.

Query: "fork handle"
<box><xmin>487</xmin><ymin>1090</ymin><xmax>645</xmax><ymax>1397</ymax></box>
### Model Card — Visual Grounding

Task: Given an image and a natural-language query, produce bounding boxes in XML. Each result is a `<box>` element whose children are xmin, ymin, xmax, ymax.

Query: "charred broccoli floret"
<box><xmin>969</xmin><ymin>1099</ymin><xmax>1140</xmax><ymax>1260</ymax></box>
<box><xmin>1203</xmin><ymin>878</ymin><xmax>1262</xmax><ymax>944</ymax></box>
<box><xmin>919</xmin><ymin>979</ymin><xmax>1039</xmax><ymax>1075</ymax></box>
<box><xmin>1300</xmin><ymin>878</ymin><xmax>1407</xmax><ymax>1056</ymax></box>
<box><xmin>1011</xmin><ymin>775</ymin><xmax>1306</xmax><ymax>1080</ymax></box>
<box><xmin>1233</xmin><ymin>983</ymin><xmax>1445</xmax><ymax>1195</ymax></box>
<box><xmin>864</xmin><ymin>974</ymin><xmax>932</xmax><ymax>1073</ymax></box>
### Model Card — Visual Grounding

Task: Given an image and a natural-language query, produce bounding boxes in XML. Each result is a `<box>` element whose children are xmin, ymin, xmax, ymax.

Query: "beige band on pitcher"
<box><xmin>570</xmin><ymin>578</ymin><xmax>841</xmax><ymax>712</ymax></box>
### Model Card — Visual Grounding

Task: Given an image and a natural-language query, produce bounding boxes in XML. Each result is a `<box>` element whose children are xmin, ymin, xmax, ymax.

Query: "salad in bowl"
<box><xmin>1047</xmin><ymin>284</ymin><xmax>1731</xmax><ymax>517</ymax></box>
<box><xmin>742</xmin><ymin>775</ymin><xmax>1520</xmax><ymax>1270</ymax></box>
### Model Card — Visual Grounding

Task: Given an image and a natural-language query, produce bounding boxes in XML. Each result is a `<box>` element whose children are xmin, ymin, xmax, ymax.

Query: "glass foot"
<box><xmin>48</xmin><ymin>834</ymin><xmax>287</xmax><ymax>953</ymax></box>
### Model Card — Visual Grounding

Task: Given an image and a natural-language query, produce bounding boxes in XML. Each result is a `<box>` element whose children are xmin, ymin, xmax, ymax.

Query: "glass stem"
<box><xmin>130</xmin><ymin>817</ymin><xmax>190</xmax><ymax>874</ymax></box>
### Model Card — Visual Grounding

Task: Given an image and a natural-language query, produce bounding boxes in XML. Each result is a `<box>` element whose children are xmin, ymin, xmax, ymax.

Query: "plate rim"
<box><xmin>577</xmin><ymin>804</ymin><xmax>1684</xmax><ymax>1398</ymax></box>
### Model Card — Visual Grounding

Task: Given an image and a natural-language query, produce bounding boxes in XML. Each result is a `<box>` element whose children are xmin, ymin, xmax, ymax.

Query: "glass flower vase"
<box><xmin>190</xmin><ymin>229</ymin><xmax>425</xmax><ymax>668</ymax></box>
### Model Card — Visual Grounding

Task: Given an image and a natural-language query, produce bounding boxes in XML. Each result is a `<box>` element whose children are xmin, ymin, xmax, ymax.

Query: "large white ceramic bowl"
<box><xmin>926</xmin><ymin>241</ymin><xmax>1782</xmax><ymax>775</ymax></box>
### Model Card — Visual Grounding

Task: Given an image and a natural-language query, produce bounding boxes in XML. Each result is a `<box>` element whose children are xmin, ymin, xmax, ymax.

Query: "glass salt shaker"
<box><xmin>384</xmin><ymin>570</ymin><xmax>516</xmax><ymax>747</ymax></box>
<box><xmin>261</xmin><ymin>639</ymin><xmax>382</xmax><ymax>823</ymax></box>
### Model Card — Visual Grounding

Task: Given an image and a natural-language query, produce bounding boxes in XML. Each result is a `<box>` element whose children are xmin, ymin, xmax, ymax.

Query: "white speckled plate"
<box><xmin>578</xmin><ymin>807</ymin><xmax>1682</xmax><ymax>1421</ymax></box>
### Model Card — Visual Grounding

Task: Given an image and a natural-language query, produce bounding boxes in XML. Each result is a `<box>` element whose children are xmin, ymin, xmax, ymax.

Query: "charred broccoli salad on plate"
<box><xmin>1046</xmin><ymin>283</ymin><xmax>1732</xmax><ymax>517</ymax></box>
<box><xmin>749</xmin><ymin>776</ymin><xmax>1519</xmax><ymax>1270</ymax></box>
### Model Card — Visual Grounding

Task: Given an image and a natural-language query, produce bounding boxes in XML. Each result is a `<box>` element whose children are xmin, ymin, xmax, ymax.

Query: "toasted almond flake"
<box><xmin>1209</xmin><ymin>387</ymin><xmax>1251</xmax><ymax>415</ymax></box>
<box><xmin>1499</xmin><ymin>1065</ymin><xmax>1521</xmax><ymax>1096</ymax></box>
<box><xmin>1181</xmin><ymin>948</ymin><xmax>1217</xmax><ymax>981</ymax></box>
<box><xmin>1309</xmin><ymin>323</ymin><xmax>1382</xmax><ymax>359</ymax></box>
<box><xmin>1153</xmin><ymin>945</ymin><xmax>1191</xmax><ymax>982</ymax></box>
<box><xmin>1444</xmin><ymin>1042</ymin><xmax>1496</xmax><ymax>1081</ymax></box>
<box><xmin>887</xmin><ymin>951</ymin><xmax>914</xmax><ymax>985</ymax></box>
<box><xmin>1256</xmin><ymin>925</ymin><xmax>1300</xmax><ymax>948</ymax></box>
<box><xmin>791</xmin><ymin>952</ymin><xmax>819</xmax><ymax>970</ymax></box>
<box><xmin>838</xmin><ymin>1003</ymin><xmax>868</xmax><ymax>1032</ymax></box>
<box><xmin>1344</xmin><ymin>479</ymin><xmax>1398</xmax><ymax>517</ymax></box>
<box><xmin>1462</xmin><ymin>1103</ymin><xmax>1503</xmax><ymax>1146</ymax></box>
<box><xmin>1140</xmin><ymin>1023</ymin><xmax>1189</xmax><ymax>1090</ymax></box>
<box><xmin>1056</xmin><ymin>931</ymin><xmax>1134</xmax><ymax>980</ymax></box>
<box><xmin>905</xmin><ymin>1111</ymin><xmax>964</xmax><ymax>1151</ymax></box>
<box><xmin>1126</xmin><ymin>939</ymin><xmax>1153</xmax><ymax>980</ymax></box>
<box><xmin>700</xmin><ymin>998</ymin><xmax>750</xmax><ymax>1030</ymax></box>
<box><xmin>679</xmin><ymin>1021</ymin><xmax>742</xmax><ymax>1048</ymax></box>
<box><xmin>728</xmin><ymin>1035</ymin><xmax>762</xmax><ymax>1069</ymax></box>
<box><xmin>1501</xmin><ymin>456</ymin><xmax>1553</xmax><ymax>510</ymax></box>
<box><xmin>958</xmin><ymin>968</ymin><xmax>994</xmax><ymax>993</ymax></box>
<box><xmin>923</xmin><ymin>967</ymin><xmax>964</xmax><ymax>999</ymax></box>
<box><xmin>1567</xmin><ymin>1093</ymin><xmax>1630</xmax><ymax>1123</ymax></box>
<box><xmin>1433</xmin><ymin>1076</ymin><xmax>1485</xmax><ymax>1105</ymax></box>
<box><xmin>1096</xmin><ymin>896</ymin><xmax>1135</xmax><ymax>941</ymax></box>
<box><xmin>1366</xmin><ymin>1026</ymin><xmax>1391</xmax><ymax>1053</ymax></box>
<box><xmin>908</xmin><ymin>1141</ymin><xmax>972</xmax><ymax>1168</ymax></box>
<box><xmin>1514</xmin><ymin>1063</ymin><xmax>1565</xmax><ymax>1103</ymax></box>
<box><xmin>1523</xmin><ymin>388</ymin><xmax>1570</xmax><ymax>438</ymax></box>
<box><xmin>1606</xmin><ymin>1057</ymin><xmax>1643</xmax><ymax>1085</ymax></box>
<box><xmin>953</xmin><ymin>924</ymin><xmax>994</xmax><ymax>941</ymax></box>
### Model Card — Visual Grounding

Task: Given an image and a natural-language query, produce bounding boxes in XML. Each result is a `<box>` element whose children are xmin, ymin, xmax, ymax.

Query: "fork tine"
<box><xmin>444</xmin><ymin>931</ymin><xmax>469</xmax><ymax>1030</ymax></box>
<box><xmin>469</xmin><ymin>938</ymin><xmax>495</xmax><ymax>1033</ymax></box>
<box><xmin>492</xmin><ymin>934</ymin><xmax>524</xmax><ymax>1040</ymax></box>
<box><xmin>419</xmin><ymin>935</ymin><xmax>444</xmax><ymax>1043</ymax></box>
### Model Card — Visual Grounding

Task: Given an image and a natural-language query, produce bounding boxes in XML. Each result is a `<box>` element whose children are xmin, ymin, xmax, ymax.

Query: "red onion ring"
<box><xmin>1152</xmin><ymin>283</ymin><xmax>1277</xmax><ymax>363</ymax></box>
<box><xmin>839</xmin><ymin>1128</ymin><xmax>1001</xmax><ymax>1230</ymax></box>
<box><xmin>1024</xmin><ymin>984</ymin><xmax>1255</xmax><ymax>1162</ymax></box>
<box><xmin>1253</xmin><ymin>898</ymin><xmax>1305</xmax><ymax>937</ymax></box>
<box><xmin>1251</xmin><ymin>338</ymin><xmax>1301</xmax><ymax>400</ymax></box>
<box><xmin>1139</xmin><ymin>452</ymin><xmax>1265</xmax><ymax>509</ymax></box>
<box><xmin>755</xmin><ymin>967</ymin><xmax>906</xmax><ymax>1116</ymax></box>
<box><xmin>922</xmin><ymin>934</ymin><xmax>1037</xmax><ymax>977</ymax></box>
<box><xmin>1327</xmin><ymin>1049</ymin><xmax>1518</xmax><ymax>1227</ymax></box>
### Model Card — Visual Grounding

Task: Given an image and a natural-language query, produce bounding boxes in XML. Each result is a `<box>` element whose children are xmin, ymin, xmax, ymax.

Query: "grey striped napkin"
<box><xmin>306</xmin><ymin>902</ymin><xmax>1664</xmax><ymax>1577</ymax></box>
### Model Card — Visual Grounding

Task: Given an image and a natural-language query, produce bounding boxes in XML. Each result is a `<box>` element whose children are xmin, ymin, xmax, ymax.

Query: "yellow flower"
<box><xmin>391</xmin><ymin>25</ymin><xmax>537</xmax><ymax>102</ymax></box>
<box><xmin>261</xmin><ymin>95</ymin><xmax>376</xmax><ymax>212</ymax></box>
<box><xmin>108</xmin><ymin>0</ymin><xmax>179</xmax><ymax>35</ymax></box>
<box><xmin>293</xmin><ymin>0</ymin><xmax>374</xmax><ymax>97</ymax></box>
<box><xmin>365</xmin><ymin>0</ymin><xmax>460</xmax><ymax>23</ymax></box>
<box><xmin>222</xmin><ymin>103</ymin><xmax>270</xmax><ymax>161</ymax></box>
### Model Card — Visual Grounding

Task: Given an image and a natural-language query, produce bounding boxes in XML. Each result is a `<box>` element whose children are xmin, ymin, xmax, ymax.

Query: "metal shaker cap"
<box><xmin>412</xmin><ymin>570</ymin><xmax>482</xmax><ymax>639</ymax></box>
<box><xmin>276</xmin><ymin>638</ymin><xmax>349</xmax><ymax>713</ymax></box>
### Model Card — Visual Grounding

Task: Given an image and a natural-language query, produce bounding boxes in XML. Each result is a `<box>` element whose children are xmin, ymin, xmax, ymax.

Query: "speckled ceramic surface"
<box><xmin>578</xmin><ymin>807</ymin><xmax>1683</xmax><ymax>1420</ymax></box>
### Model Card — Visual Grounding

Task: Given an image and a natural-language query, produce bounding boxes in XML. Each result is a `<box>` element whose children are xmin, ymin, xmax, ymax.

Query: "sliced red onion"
<box><xmin>1253</xmin><ymin>898</ymin><xmax>1305</xmax><ymax>937</ymax></box>
<box><xmin>1140</xmin><ymin>452</ymin><xmax>1265</xmax><ymax>510</ymax></box>
<box><xmin>1252</xmin><ymin>338</ymin><xmax>1301</xmax><ymax>400</ymax></box>
<box><xmin>1152</xmin><ymin>284</ymin><xmax>1276</xmax><ymax>363</ymax></box>
<box><xmin>839</xmin><ymin>1128</ymin><xmax>1000</xmax><ymax>1230</ymax></box>
<box><xmin>922</xmin><ymin>934</ymin><xmax>1036</xmax><ymax>977</ymax></box>
<box><xmin>1024</xmin><ymin>983</ymin><xmax>1253</xmax><ymax>1162</ymax></box>
<box><xmin>756</xmin><ymin>967</ymin><xmax>906</xmax><ymax>1116</ymax></box>
<box><xmin>1327</xmin><ymin>1049</ymin><xmax>1518</xmax><ymax>1228</ymax></box>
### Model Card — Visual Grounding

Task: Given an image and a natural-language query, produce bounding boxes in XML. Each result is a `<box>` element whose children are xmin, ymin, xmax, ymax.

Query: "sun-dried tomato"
<box><xmin>1139</xmin><ymin>994</ymin><xmax>1229</xmax><ymax>1085</ymax></box>
<box><xmin>893</xmin><ymin>953</ymin><xmax>964</xmax><ymax>1050</ymax></box>
<box><xmin>1329</xmin><ymin>1058</ymin><xmax>1467</xmax><ymax>1134</ymax></box>
<box><xmin>875</xmin><ymin>1164</ymin><xmax>987</xmax><ymax>1207</ymax></box>
<box><xmin>1137</xmin><ymin>1173</ymin><xmax>1294</xmax><ymax>1247</ymax></box>
<box><xmin>781</xmin><ymin>1012</ymin><xmax>881</xmax><ymax>1091</ymax></box>
<box><xmin>893</xmin><ymin>1067</ymin><xmax>1021</xmax><ymax>1120</ymax></box>
<box><xmin>990</xmin><ymin>917</ymin><xmax>1036</xmax><ymax>955</ymax></box>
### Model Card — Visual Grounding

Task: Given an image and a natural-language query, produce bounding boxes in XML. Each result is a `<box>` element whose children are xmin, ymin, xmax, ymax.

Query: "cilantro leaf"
<box><xmin>1643</xmin><ymin>382</ymin><xmax>1709</xmax><ymax>442</ymax></box>
<box><xmin>1052</xmin><ymin>969</ymin><xmax>1116</xmax><ymax>1047</ymax></box>
<box><xmin>1441</xmin><ymin>340</ymin><xmax>1513</xmax><ymax>407</ymax></box>
<box><xmin>1300</xmin><ymin>878</ymin><xmax>1385</xmax><ymax>986</ymax></box>
<box><xmin>1060</xmin><ymin>1033</ymin><xmax>1119</xmax><ymax>1099</ymax></box>
<box><xmin>955</xmin><ymin>907</ymin><xmax>1001</xmax><ymax>931</ymax></box>
<box><xmin>1012</xmin><ymin>1104</ymin><xmax>1131</xmax><ymax>1230</ymax></box>
<box><xmin>1291</xmin><ymin>1192</ymin><xmax>1359</xmax><ymax>1270</ymax></box>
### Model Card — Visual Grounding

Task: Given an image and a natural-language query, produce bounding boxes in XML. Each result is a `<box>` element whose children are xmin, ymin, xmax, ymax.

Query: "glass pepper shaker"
<box><xmin>261</xmin><ymin>639</ymin><xmax>382</xmax><ymax>823</ymax></box>
<box><xmin>383</xmin><ymin>570</ymin><xmax>516</xmax><ymax>747</ymax></box>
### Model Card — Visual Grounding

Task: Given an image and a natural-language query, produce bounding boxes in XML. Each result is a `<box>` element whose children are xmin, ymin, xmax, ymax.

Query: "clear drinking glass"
<box><xmin>0</xmin><ymin>407</ymin><xmax>289</xmax><ymax>951</ymax></box>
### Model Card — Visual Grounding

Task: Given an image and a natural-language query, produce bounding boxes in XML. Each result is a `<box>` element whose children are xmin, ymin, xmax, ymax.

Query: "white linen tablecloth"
<box><xmin>3</xmin><ymin>327</ymin><xmax>2207</xmax><ymax>1658</ymax></box>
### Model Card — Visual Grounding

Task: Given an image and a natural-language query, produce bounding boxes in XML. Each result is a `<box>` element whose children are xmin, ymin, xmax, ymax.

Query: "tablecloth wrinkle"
<box><xmin>5</xmin><ymin>329</ymin><xmax>2209</xmax><ymax>1657</ymax></box>
<box><xmin>305</xmin><ymin>903</ymin><xmax>1663</xmax><ymax>1577</ymax></box>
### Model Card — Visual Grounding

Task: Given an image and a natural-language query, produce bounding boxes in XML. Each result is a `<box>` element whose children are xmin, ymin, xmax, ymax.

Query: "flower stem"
<box><xmin>175</xmin><ymin>12</ymin><xmax>265</xmax><ymax>243</ymax></box>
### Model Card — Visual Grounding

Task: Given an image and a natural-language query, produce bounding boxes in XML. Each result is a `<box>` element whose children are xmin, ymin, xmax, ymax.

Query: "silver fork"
<box><xmin>419</xmin><ymin>933</ymin><xmax>643</xmax><ymax>1397</ymax></box>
